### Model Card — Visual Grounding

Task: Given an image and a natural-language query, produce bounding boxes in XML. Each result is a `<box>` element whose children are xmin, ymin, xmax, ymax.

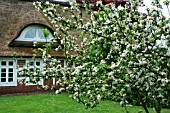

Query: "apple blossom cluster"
<box><xmin>20</xmin><ymin>0</ymin><xmax>170</xmax><ymax>113</ymax></box>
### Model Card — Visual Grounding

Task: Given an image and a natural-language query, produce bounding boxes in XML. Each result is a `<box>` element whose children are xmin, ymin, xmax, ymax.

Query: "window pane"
<box><xmin>9</xmin><ymin>68</ymin><xmax>13</xmax><ymax>72</ymax></box>
<box><xmin>8</xmin><ymin>78</ymin><xmax>13</xmax><ymax>82</ymax></box>
<box><xmin>29</xmin><ymin>61</ymin><xmax>34</xmax><ymax>66</ymax></box>
<box><xmin>30</xmin><ymin>68</ymin><xmax>34</xmax><ymax>72</ymax></box>
<box><xmin>1</xmin><ymin>68</ymin><xmax>6</xmax><ymax>72</ymax></box>
<box><xmin>25</xmin><ymin>28</ymin><xmax>36</xmax><ymax>38</ymax></box>
<box><xmin>1</xmin><ymin>78</ymin><xmax>6</xmax><ymax>82</ymax></box>
<box><xmin>36</xmin><ymin>68</ymin><xmax>40</xmax><ymax>71</ymax></box>
<box><xmin>38</xmin><ymin>29</ymin><xmax>46</xmax><ymax>39</ymax></box>
<box><xmin>1</xmin><ymin>73</ymin><xmax>6</xmax><ymax>77</ymax></box>
<box><xmin>9</xmin><ymin>61</ymin><xmax>13</xmax><ymax>66</ymax></box>
<box><xmin>17</xmin><ymin>60</ymin><xmax>26</xmax><ymax>67</ymax></box>
<box><xmin>36</xmin><ymin>61</ymin><xmax>40</xmax><ymax>66</ymax></box>
<box><xmin>1</xmin><ymin>61</ymin><xmax>6</xmax><ymax>66</ymax></box>
<box><xmin>9</xmin><ymin>73</ymin><xmax>13</xmax><ymax>77</ymax></box>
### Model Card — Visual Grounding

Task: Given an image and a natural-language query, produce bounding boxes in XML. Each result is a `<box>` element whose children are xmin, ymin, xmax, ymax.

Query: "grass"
<box><xmin>0</xmin><ymin>93</ymin><xmax>169</xmax><ymax>113</ymax></box>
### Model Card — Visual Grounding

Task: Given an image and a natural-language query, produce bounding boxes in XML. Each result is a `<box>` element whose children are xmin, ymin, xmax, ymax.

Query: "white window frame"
<box><xmin>0</xmin><ymin>58</ymin><xmax>70</xmax><ymax>86</ymax></box>
<box><xmin>15</xmin><ymin>25</ymin><xmax>53</xmax><ymax>42</ymax></box>
<box><xmin>26</xmin><ymin>59</ymin><xmax>44</xmax><ymax>86</ymax></box>
<box><xmin>0</xmin><ymin>58</ymin><xmax>17</xmax><ymax>86</ymax></box>
<box><xmin>17</xmin><ymin>58</ymin><xmax>44</xmax><ymax>86</ymax></box>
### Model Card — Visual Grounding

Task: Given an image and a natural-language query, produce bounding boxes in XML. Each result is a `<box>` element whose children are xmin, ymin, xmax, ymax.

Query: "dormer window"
<box><xmin>9</xmin><ymin>24</ymin><xmax>59</xmax><ymax>48</ymax></box>
<box><xmin>15</xmin><ymin>25</ymin><xmax>53</xmax><ymax>42</ymax></box>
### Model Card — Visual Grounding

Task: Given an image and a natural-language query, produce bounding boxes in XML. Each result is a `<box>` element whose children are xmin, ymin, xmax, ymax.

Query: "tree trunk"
<box><xmin>154</xmin><ymin>107</ymin><xmax>161</xmax><ymax>113</ymax></box>
<box><xmin>142</xmin><ymin>103</ymin><xmax>149</xmax><ymax>113</ymax></box>
<box><xmin>135</xmin><ymin>89</ymin><xmax>149</xmax><ymax>113</ymax></box>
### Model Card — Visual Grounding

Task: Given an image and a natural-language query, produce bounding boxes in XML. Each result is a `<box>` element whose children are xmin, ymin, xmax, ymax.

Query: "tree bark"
<box><xmin>135</xmin><ymin>89</ymin><xmax>149</xmax><ymax>113</ymax></box>
<box><xmin>153</xmin><ymin>106</ymin><xmax>161</xmax><ymax>113</ymax></box>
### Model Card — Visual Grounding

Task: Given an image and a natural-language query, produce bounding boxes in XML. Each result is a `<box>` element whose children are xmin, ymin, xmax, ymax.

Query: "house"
<box><xmin>0</xmin><ymin>0</ymin><xmax>73</xmax><ymax>95</ymax></box>
<box><xmin>0</xmin><ymin>0</ymin><xmax>128</xmax><ymax>95</ymax></box>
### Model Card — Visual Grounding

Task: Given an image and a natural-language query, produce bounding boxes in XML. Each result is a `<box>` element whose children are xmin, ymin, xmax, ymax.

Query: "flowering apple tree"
<box><xmin>19</xmin><ymin>0</ymin><xmax>170</xmax><ymax>113</ymax></box>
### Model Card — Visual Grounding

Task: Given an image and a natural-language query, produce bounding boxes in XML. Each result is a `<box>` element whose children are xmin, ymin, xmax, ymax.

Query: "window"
<box><xmin>0</xmin><ymin>60</ymin><xmax>17</xmax><ymax>86</ymax></box>
<box><xmin>0</xmin><ymin>58</ymin><xmax>68</xmax><ymax>86</ymax></box>
<box><xmin>15</xmin><ymin>25</ymin><xmax>53</xmax><ymax>42</ymax></box>
<box><xmin>16</xmin><ymin>59</ymin><xmax>44</xmax><ymax>86</ymax></box>
<box><xmin>17</xmin><ymin>59</ymin><xmax>44</xmax><ymax>85</ymax></box>
<box><xmin>28</xmin><ymin>60</ymin><xmax>42</xmax><ymax>72</ymax></box>
<box><xmin>25</xmin><ymin>60</ymin><xmax>44</xmax><ymax>86</ymax></box>
<box><xmin>9</xmin><ymin>24</ymin><xmax>60</xmax><ymax>48</ymax></box>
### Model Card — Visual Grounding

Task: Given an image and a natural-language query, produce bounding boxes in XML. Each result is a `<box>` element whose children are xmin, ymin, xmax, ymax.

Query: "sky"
<box><xmin>139</xmin><ymin>0</ymin><xmax>170</xmax><ymax>18</ymax></box>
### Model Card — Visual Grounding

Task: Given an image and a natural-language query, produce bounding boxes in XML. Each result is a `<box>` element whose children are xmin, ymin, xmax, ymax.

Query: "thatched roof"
<box><xmin>0</xmin><ymin>0</ymin><xmax>65</xmax><ymax>57</ymax></box>
<box><xmin>0</xmin><ymin>0</ymin><xmax>128</xmax><ymax>57</ymax></box>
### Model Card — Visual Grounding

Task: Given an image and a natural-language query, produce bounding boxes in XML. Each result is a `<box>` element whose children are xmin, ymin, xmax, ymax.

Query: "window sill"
<box><xmin>9</xmin><ymin>41</ymin><xmax>60</xmax><ymax>48</ymax></box>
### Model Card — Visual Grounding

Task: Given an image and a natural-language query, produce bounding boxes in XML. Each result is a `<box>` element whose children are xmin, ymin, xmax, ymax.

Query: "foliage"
<box><xmin>19</xmin><ymin>0</ymin><xmax>170</xmax><ymax>113</ymax></box>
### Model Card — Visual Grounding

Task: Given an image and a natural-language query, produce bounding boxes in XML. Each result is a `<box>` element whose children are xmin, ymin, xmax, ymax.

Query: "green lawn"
<box><xmin>0</xmin><ymin>93</ymin><xmax>169</xmax><ymax>113</ymax></box>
